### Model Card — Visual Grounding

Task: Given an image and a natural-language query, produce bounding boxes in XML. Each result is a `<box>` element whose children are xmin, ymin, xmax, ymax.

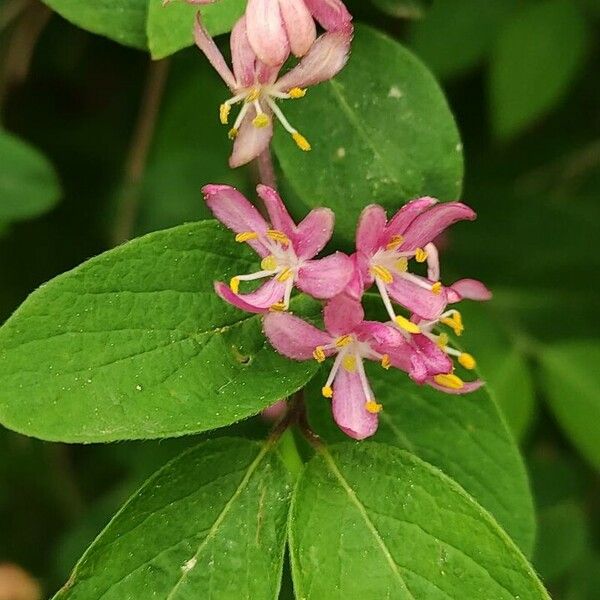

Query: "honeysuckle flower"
<box><xmin>351</xmin><ymin>199</ymin><xmax>477</xmax><ymax>327</ymax></box>
<box><xmin>246</xmin><ymin>0</ymin><xmax>352</xmax><ymax>66</ymax></box>
<box><xmin>264</xmin><ymin>294</ymin><xmax>413</xmax><ymax>440</ymax></box>
<box><xmin>203</xmin><ymin>184</ymin><xmax>353</xmax><ymax>313</ymax></box>
<box><xmin>194</xmin><ymin>14</ymin><xmax>352</xmax><ymax>167</ymax></box>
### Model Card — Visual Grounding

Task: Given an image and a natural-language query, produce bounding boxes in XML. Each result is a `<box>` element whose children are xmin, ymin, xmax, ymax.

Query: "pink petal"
<box><xmin>387</xmin><ymin>345</ymin><xmax>429</xmax><ymax>384</ymax></box>
<box><xmin>263</xmin><ymin>312</ymin><xmax>333</xmax><ymax>359</ymax></box>
<box><xmin>447</xmin><ymin>279</ymin><xmax>492</xmax><ymax>303</ymax></box>
<box><xmin>245</xmin><ymin>0</ymin><xmax>290</xmax><ymax>67</ymax></box>
<box><xmin>303</xmin><ymin>0</ymin><xmax>352</xmax><ymax>30</ymax></box>
<box><xmin>412</xmin><ymin>334</ymin><xmax>453</xmax><ymax>376</ymax></box>
<box><xmin>261</xmin><ymin>399</ymin><xmax>288</xmax><ymax>422</ymax></box>
<box><xmin>356</xmin><ymin>204</ymin><xmax>387</xmax><ymax>255</ymax></box>
<box><xmin>256</xmin><ymin>184</ymin><xmax>295</xmax><ymax>237</ymax></box>
<box><xmin>387</xmin><ymin>276</ymin><xmax>447</xmax><ymax>321</ymax></box>
<box><xmin>297</xmin><ymin>252</ymin><xmax>354</xmax><ymax>300</ymax></box>
<box><xmin>383</xmin><ymin>197</ymin><xmax>438</xmax><ymax>243</ymax></box>
<box><xmin>194</xmin><ymin>15</ymin><xmax>237</xmax><ymax>91</ymax></box>
<box><xmin>332</xmin><ymin>367</ymin><xmax>378</xmax><ymax>440</ymax></box>
<box><xmin>203</xmin><ymin>184</ymin><xmax>269</xmax><ymax>256</ymax></box>
<box><xmin>279</xmin><ymin>0</ymin><xmax>317</xmax><ymax>57</ymax></box>
<box><xmin>354</xmin><ymin>321</ymin><xmax>405</xmax><ymax>349</ymax></box>
<box><xmin>323</xmin><ymin>293</ymin><xmax>364</xmax><ymax>336</ymax></box>
<box><xmin>275</xmin><ymin>27</ymin><xmax>352</xmax><ymax>91</ymax></box>
<box><xmin>401</xmin><ymin>203</ymin><xmax>477</xmax><ymax>251</ymax></box>
<box><xmin>294</xmin><ymin>207</ymin><xmax>335</xmax><ymax>259</ymax></box>
<box><xmin>214</xmin><ymin>279</ymin><xmax>286</xmax><ymax>313</ymax></box>
<box><xmin>429</xmin><ymin>379</ymin><xmax>485</xmax><ymax>395</ymax></box>
<box><xmin>230</xmin><ymin>17</ymin><xmax>257</xmax><ymax>88</ymax></box>
<box><xmin>344</xmin><ymin>253</ymin><xmax>367</xmax><ymax>301</ymax></box>
<box><xmin>229</xmin><ymin>106</ymin><xmax>274</xmax><ymax>168</ymax></box>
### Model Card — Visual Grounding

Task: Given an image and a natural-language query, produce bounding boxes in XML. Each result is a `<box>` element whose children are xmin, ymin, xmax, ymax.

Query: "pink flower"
<box><xmin>245</xmin><ymin>0</ymin><xmax>352</xmax><ymax>66</ymax></box>
<box><xmin>194</xmin><ymin>14</ymin><xmax>352</xmax><ymax>167</ymax></box>
<box><xmin>203</xmin><ymin>184</ymin><xmax>353</xmax><ymax>313</ymax></box>
<box><xmin>264</xmin><ymin>295</ymin><xmax>414</xmax><ymax>440</ymax></box>
<box><xmin>351</xmin><ymin>199</ymin><xmax>477</xmax><ymax>326</ymax></box>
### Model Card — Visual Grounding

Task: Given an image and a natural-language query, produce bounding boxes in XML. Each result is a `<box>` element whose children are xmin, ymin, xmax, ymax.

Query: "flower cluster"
<box><xmin>203</xmin><ymin>185</ymin><xmax>492</xmax><ymax>440</ymax></box>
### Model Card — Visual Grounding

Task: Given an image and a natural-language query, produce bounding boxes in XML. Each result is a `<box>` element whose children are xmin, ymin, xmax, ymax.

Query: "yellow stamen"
<box><xmin>441</xmin><ymin>312</ymin><xmax>464</xmax><ymax>336</ymax></box>
<box><xmin>266</xmin><ymin>229</ymin><xmax>290</xmax><ymax>245</ymax></box>
<box><xmin>434</xmin><ymin>373</ymin><xmax>465</xmax><ymax>390</ymax></box>
<box><xmin>228</xmin><ymin>128</ymin><xmax>238</xmax><ymax>140</ymax></box>
<box><xmin>431</xmin><ymin>281</ymin><xmax>443</xmax><ymax>295</ymax></box>
<box><xmin>386</xmin><ymin>234</ymin><xmax>404</xmax><ymax>250</ymax></box>
<box><xmin>437</xmin><ymin>333</ymin><xmax>449</xmax><ymax>349</ymax></box>
<box><xmin>415</xmin><ymin>248</ymin><xmax>428</xmax><ymax>263</ymax></box>
<box><xmin>313</xmin><ymin>346</ymin><xmax>326</xmax><ymax>363</ymax></box>
<box><xmin>395</xmin><ymin>315</ymin><xmax>421</xmax><ymax>334</ymax></box>
<box><xmin>292</xmin><ymin>132</ymin><xmax>311</xmax><ymax>151</ymax></box>
<box><xmin>269</xmin><ymin>302</ymin><xmax>287</xmax><ymax>312</ymax></box>
<box><xmin>277</xmin><ymin>267</ymin><xmax>293</xmax><ymax>282</ymax></box>
<box><xmin>261</xmin><ymin>255</ymin><xmax>278</xmax><ymax>271</ymax></box>
<box><xmin>246</xmin><ymin>88</ymin><xmax>260</xmax><ymax>102</ymax></box>
<box><xmin>288</xmin><ymin>87</ymin><xmax>306</xmax><ymax>99</ymax></box>
<box><xmin>365</xmin><ymin>401</ymin><xmax>383</xmax><ymax>414</ymax></box>
<box><xmin>458</xmin><ymin>353</ymin><xmax>476</xmax><ymax>370</ymax></box>
<box><xmin>381</xmin><ymin>354</ymin><xmax>391</xmax><ymax>370</ymax></box>
<box><xmin>395</xmin><ymin>257</ymin><xmax>408</xmax><ymax>272</ymax></box>
<box><xmin>230</xmin><ymin>277</ymin><xmax>240</xmax><ymax>294</ymax></box>
<box><xmin>342</xmin><ymin>355</ymin><xmax>357</xmax><ymax>372</ymax></box>
<box><xmin>335</xmin><ymin>335</ymin><xmax>353</xmax><ymax>348</ymax></box>
<box><xmin>235</xmin><ymin>231</ymin><xmax>258</xmax><ymax>243</ymax></box>
<box><xmin>322</xmin><ymin>386</ymin><xmax>333</xmax><ymax>398</ymax></box>
<box><xmin>371</xmin><ymin>265</ymin><xmax>394</xmax><ymax>284</ymax></box>
<box><xmin>219</xmin><ymin>103</ymin><xmax>231</xmax><ymax>125</ymax></box>
<box><xmin>252</xmin><ymin>113</ymin><xmax>271</xmax><ymax>128</ymax></box>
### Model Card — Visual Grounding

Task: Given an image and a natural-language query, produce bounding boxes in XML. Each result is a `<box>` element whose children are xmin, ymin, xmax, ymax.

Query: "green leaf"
<box><xmin>0</xmin><ymin>221</ymin><xmax>319</xmax><ymax>442</ymax></box>
<box><xmin>0</xmin><ymin>129</ymin><xmax>61</xmax><ymax>221</ymax></box>
<box><xmin>147</xmin><ymin>0</ymin><xmax>247</xmax><ymax>60</ymax></box>
<box><xmin>489</xmin><ymin>0</ymin><xmax>588</xmax><ymax>139</ymax></box>
<box><xmin>539</xmin><ymin>340</ymin><xmax>600</xmax><ymax>470</ymax></box>
<box><xmin>273</xmin><ymin>24</ymin><xmax>463</xmax><ymax>246</ymax></box>
<box><xmin>306</xmin><ymin>361</ymin><xmax>536</xmax><ymax>556</ymax></box>
<box><xmin>371</xmin><ymin>0</ymin><xmax>432</xmax><ymax>19</ymax></box>
<box><xmin>409</xmin><ymin>0</ymin><xmax>517</xmax><ymax>79</ymax></box>
<box><xmin>290</xmin><ymin>443</ymin><xmax>549</xmax><ymax>599</ymax></box>
<box><xmin>41</xmin><ymin>0</ymin><xmax>148</xmax><ymax>49</ymax></box>
<box><xmin>56</xmin><ymin>437</ymin><xmax>293</xmax><ymax>599</ymax></box>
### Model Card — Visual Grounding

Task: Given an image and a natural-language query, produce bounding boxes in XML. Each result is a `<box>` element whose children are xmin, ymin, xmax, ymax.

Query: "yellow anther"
<box><xmin>269</xmin><ymin>302</ymin><xmax>287</xmax><ymax>312</ymax></box>
<box><xmin>335</xmin><ymin>335</ymin><xmax>353</xmax><ymax>348</ymax></box>
<box><xmin>441</xmin><ymin>312</ymin><xmax>464</xmax><ymax>336</ymax></box>
<box><xmin>292</xmin><ymin>132</ymin><xmax>311</xmax><ymax>151</ymax></box>
<box><xmin>228</xmin><ymin>127</ymin><xmax>238</xmax><ymax>140</ymax></box>
<box><xmin>322</xmin><ymin>386</ymin><xmax>333</xmax><ymax>398</ymax></box>
<box><xmin>365</xmin><ymin>401</ymin><xmax>383</xmax><ymax>414</ymax></box>
<box><xmin>276</xmin><ymin>267</ymin><xmax>293</xmax><ymax>282</ymax></box>
<box><xmin>266</xmin><ymin>229</ymin><xmax>290</xmax><ymax>245</ymax></box>
<box><xmin>246</xmin><ymin>88</ymin><xmax>260</xmax><ymax>102</ymax></box>
<box><xmin>431</xmin><ymin>281</ymin><xmax>443</xmax><ymax>295</ymax></box>
<box><xmin>394</xmin><ymin>315</ymin><xmax>421</xmax><ymax>334</ymax></box>
<box><xmin>371</xmin><ymin>265</ymin><xmax>394</xmax><ymax>284</ymax></box>
<box><xmin>386</xmin><ymin>234</ymin><xmax>405</xmax><ymax>250</ymax></box>
<box><xmin>288</xmin><ymin>87</ymin><xmax>306</xmax><ymax>99</ymax></box>
<box><xmin>434</xmin><ymin>373</ymin><xmax>465</xmax><ymax>390</ymax></box>
<box><xmin>381</xmin><ymin>354</ymin><xmax>391</xmax><ymax>370</ymax></box>
<box><xmin>230</xmin><ymin>277</ymin><xmax>240</xmax><ymax>294</ymax></box>
<box><xmin>219</xmin><ymin>103</ymin><xmax>231</xmax><ymax>125</ymax></box>
<box><xmin>261</xmin><ymin>255</ymin><xmax>278</xmax><ymax>271</ymax></box>
<box><xmin>342</xmin><ymin>355</ymin><xmax>357</xmax><ymax>372</ymax></box>
<box><xmin>437</xmin><ymin>333</ymin><xmax>449</xmax><ymax>349</ymax></box>
<box><xmin>235</xmin><ymin>231</ymin><xmax>258</xmax><ymax>243</ymax></box>
<box><xmin>395</xmin><ymin>257</ymin><xmax>408</xmax><ymax>272</ymax></box>
<box><xmin>313</xmin><ymin>346</ymin><xmax>326</xmax><ymax>363</ymax></box>
<box><xmin>458</xmin><ymin>353</ymin><xmax>476</xmax><ymax>370</ymax></box>
<box><xmin>252</xmin><ymin>113</ymin><xmax>271</xmax><ymax>128</ymax></box>
<box><xmin>415</xmin><ymin>248</ymin><xmax>428</xmax><ymax>263</ymax></box>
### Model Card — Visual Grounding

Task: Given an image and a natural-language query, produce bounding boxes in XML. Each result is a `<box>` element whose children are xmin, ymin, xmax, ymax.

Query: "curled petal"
<box><xmin>429</xmin><ymin>378</ymin><xmax>485</xmax><ymax>395</ymax></box>
<box><xmin>263</xmin><ymin>312</ymin><xmax>333</xmax><ymax>360</ymax></box>
<box><xmin>297</xmin><ymin>252</ymin><xmax>354</xmax><ymax>300</ymax></box>
<box><xmin>229</xmin><ymin>106</ymin><xmax>274</xmax><ymax>168</ymax></box>
<box><xmin>387</xmin><ymin>276</ymin><xmax>447</xmax><ymax>321</ymax></box>
<box><xmin>231</xmin><ymin>17</ymin><xmax>257</xmax><ymax>88</ymax></box>
<box><xmin>256</xmin><ymin>184</ymin><xmax>296</xmax><ymax>237</ymax></box>
<box><xmin>356</xmin><ymin>204</ymin><xmax>387</xmax><ymax>255</ymax></box>
<box><xmin>354</xmin><ymin>321</ymin><xmax>405</xmax><ymax>349</ymax></box>
<box><xmin>303</xmin><ymin>0</ymin><xmax>352</xmax><ymax>30</ymax></box>
<box><xmin>279</xmin><ymin>0</ymin><xmax>317</xmax><ymax>57</ymax></box>
<box><xmin>214</xmin><ymin>279</ymin><xmax>285</xmax><ymax>313</ymax></box>
<box><xmin>246</xmin><ymin>0</ymin><xmax>290</xmax><ymax>67</ymax></box>
<box><xmin>323</xmin><ymin>293</ymin><xmax>364</xmax><ymax>335</ymax></box>
<box><xmin>194</xmin><ymin>15</ymin><xmax>237</xmax><ymax>91</ymax></box>
<box><xmin>387</xmin><ymin>345</ymin><xmax>429</xmax><ymax>384</ymax></box>
<box><xmin>332</xmin><ymin>368</ymin><xmax>378</xmax><ymax>440</ymax></box>
<box><xmin>275</xmin><ymin>28</ymin><xmax>352</xmax><ymax>91</ymax></box>
<box><xmin>412</xmin><ymin>334</ymin><xmax>453</xmax><ymax>376</ymax></box>
<box><xmin>295</xmin><ymin>208</ymin><xmax>335</xmax><ymax>259</ymax></box>
<box><xmin>383</xmin><ymin>197</ymin><xmax>438</xmax><ymax>243</ymax></box>
<box><xmin>447</xmin><ymin>279</ymin><xmax>493</xmax><ymax>303</ymax></box>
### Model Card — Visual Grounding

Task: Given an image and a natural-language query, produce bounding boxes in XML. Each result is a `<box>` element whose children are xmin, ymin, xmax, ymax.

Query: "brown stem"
<box><xmin>0</xmin><ymin>0</ymin><xmax>29</xmax><ymax>32</ymax></box>
<box><xmin>111</xmin><ymin>58</ymin><xmax>170</xmax><ymax>247</ymax></box>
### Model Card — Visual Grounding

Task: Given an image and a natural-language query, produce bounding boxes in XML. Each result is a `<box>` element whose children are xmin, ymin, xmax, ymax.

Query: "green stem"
<box><xmin>277</xmin><ymin>429</ymin><xmax>305</xmax><ymax>478</ymax></box>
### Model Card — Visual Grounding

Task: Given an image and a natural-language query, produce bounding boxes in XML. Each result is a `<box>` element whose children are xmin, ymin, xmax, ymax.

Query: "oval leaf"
<box><xmin>0</xmin><ymin>221</ymin><xmax>319</xmax><ymax>442</ymax></box>
<box><xmin>56</xmin><ymin>437</ymin><xmax>292</xmax><ymax>599</ymax></box>
<box><xmin>290</xmin><ymin>443</ymin><xmax>549</xmax><ymax>599</ymax></box>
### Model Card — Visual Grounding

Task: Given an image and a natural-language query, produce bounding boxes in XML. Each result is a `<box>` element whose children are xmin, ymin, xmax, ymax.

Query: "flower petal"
<box><xmin>297</xmin><ymin>253</ymin><xmax>354</xmax><ymax>300</ymax></box>
<box><xmin>323</xmin><ymin>293</ymin><xmax>364</xmax><ymax>335</ymax></box>
<box><xmin>275</xmin><ymin>27</ymin><xmax>352</xmax><ymax>91</ymax></box>
<box><xmin>332</xmin><ymin>367</ymin><xmax>378</xmax><ymax>440</ymax></box>
<box><xmin>256</xmin><ymin>184</ymin><xmax>295</xmax><ymax>237</ymax></box>
<box><xmin>387</xmin><ymin>344</ymin><xmax>429</xmax><ymax>383</ymax></box>
<box><xmin>229</xmin><ymin>106</ymin><xmax>274</xmax><ymax>168</ymax></box>
<box><xmin>303</xmin><ymin>0</ymin><xmax>352</xmax><ymax>30</ymax></box>
<box><xmin>387</xmin><ymin>276</ymin><xmax>447</xmax><ymax>320</ymax></box>
<box><xmin>412</xmin><ymin>334</ymin><xmax>453</xmax><ymax>376</ymax></box>
<box><xmin>356</xmin><ymin>204</ymin><xmax>387</xmax><ymax>255</ymax></box>
<box><xmin>263</xmin><ymin>312</ymin><xmax>332</xmax><ymax>359</ymax></box>
<box><xmin>383</xmin><ymin>196</ymin><xmax>438</xmax><ymax>243</ymax></box>
<box><xmin>354</xmin><ymin>321</ymin><xmax>405</xmax><ymax>349</ymax></box>
<box><xmin>194</xmin><ymin>14</ymin><xmax>237</xmax><ymax>90</ymax></box>
<box><xmin>294</xmin><ymin>207</ymin><xmax>335</xmax><ymax>259</ymax></box>
<box><xmin>230</xmin><ymin>17</ymin><xmax>257</xmax><ymax>88</ymax></box>
<box><xmin>401</xmin><ymin>202</ymin><xmax>477</xmax><ymax>251</ymax></box>
<box><xmin>214</xmin><ymin>279</ymin><xmax>286</xmax><ymax>313</ymax></box>
<box><xmin>429</xmin><ymin>378</ymin><xmax>484</xmax><ymax>395</ymax></box>
<box><xmin>447</xmin><ymin>279</ymin><xmax>493</xmax><ymax>303</ymax></box>
<box><xmin>245</xmin><ymin>0</ymin><xmax>290</xmax><ymax>67</ymax></box>
<box><xmin>279</xmin><ymin>0</ymin><xmax>317</xmax><ymax>57</ymax></box>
